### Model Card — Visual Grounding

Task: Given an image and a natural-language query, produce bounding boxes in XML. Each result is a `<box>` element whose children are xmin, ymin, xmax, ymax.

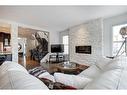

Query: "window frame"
<box><xmin>62</xmin><ymin>35</ymin><xmax>69</xmax><ymax>55</ymax></box>
<box><xmin>112</xmin><ymin>24</ymin><xmax>127</xmax><ymax>56</ymax></box>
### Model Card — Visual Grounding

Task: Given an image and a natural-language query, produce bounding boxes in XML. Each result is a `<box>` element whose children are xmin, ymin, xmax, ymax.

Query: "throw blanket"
<box><xmin>39</xmin><ymin>78</ymin><xmax>76</xmax><ymax>90</ymax></box>
<box><xmin>28</xmin><ymin>66</ymin><xmax>47</xmax><ymax>77</ymax></box>
<box><xmin>29</xmin><ymin>66</ymin><xmax>76</xmax><ymax>89</ymax></box>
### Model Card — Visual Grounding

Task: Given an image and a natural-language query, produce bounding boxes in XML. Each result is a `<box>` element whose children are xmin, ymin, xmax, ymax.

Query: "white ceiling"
<box><xmin>0</xmin><ymin>6</ymin><xmax>127</xmax><ymax>32</ymax></box>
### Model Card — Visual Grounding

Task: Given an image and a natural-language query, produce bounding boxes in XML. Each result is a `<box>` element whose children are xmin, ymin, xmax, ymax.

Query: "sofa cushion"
<box><xmin>95</xmin><ymin>57</ymin><xmax>123</xmax><ymax>72</ymax></box>
<box><xmin>54</xmin><ymin>73</ymin><xmax>92</xmax><ymax>89</ymax></box>
<box><xmin>0</xmin><ymin>71</ymin><xmax>49</xmax><ymax>89</ymax></box>
<box><xmin>95</xmin><ymin>57</ymin><xmax>112</xmax><ymax>70</ymax></box>
<box><xmin>78</xmin><ymin>64</ymin><xmax>101</xmax><ymax>79</ymax></box>
<box><xmin>0</xmin><ymin>61</ymin><xmax>28</xmax><ymax>77</ymax></box>
<box><xmin>84</xmin><ymin>69</ymin><xmax>122</xmax><ymax>89</ymax></box>
<box><xmin>103</xmin><ymin>58</ymin><xmax>122</xmax><ymax>71</ymax></box>
<box><xmin>118</xmin><ymin>70</ymin><xmax>127</xmax><ymax>89</ymax></box>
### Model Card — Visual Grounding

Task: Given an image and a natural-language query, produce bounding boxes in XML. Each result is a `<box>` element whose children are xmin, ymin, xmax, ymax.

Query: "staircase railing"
<box><xmin>30</xmin><ymin>32</ymin><xmax>48</xmax><ymax>62</ymax></box>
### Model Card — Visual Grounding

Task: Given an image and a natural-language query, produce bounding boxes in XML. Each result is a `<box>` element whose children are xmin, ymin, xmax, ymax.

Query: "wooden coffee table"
<box><xmin>55</xmin><ymin>62</ymin><xmax>89</xmax><ymax>74</ymax></box>
<box><xmin>41</xmin><ymin>61</ymin><xmax>89</xmax><ymax>75</ymax></box>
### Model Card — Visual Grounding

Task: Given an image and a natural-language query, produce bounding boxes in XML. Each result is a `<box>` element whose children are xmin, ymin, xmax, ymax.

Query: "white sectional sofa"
<box><xmin>0</xmin><ymin>61</ymin><xmax>48</xmax><ymax>89</ymax></box>
<box><xmin>0</xmin><ymin>56</ymin><xmax>127</xmax><ymax>89</ymax></box>
<box><xmin>54</xmin><ymin>56</ymin><xmax>127</xmax><ymax>89</ymax></box>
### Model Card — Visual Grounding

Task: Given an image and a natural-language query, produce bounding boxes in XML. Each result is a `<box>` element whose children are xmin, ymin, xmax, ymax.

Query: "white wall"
<box><xmin>59</xmin><ymin>18</ymin><xmax>103</xmax><ymax>65</ymax></box>
<box><xmin>59</xmin><ymin>29</ymin><xmax>69</xmax><ymax>43</ymax></box>
<box><xmin>18</xmin><ymin>38</ymin><xmax>36</xmax><ymax>57</ymax></box>
<box><xmin>69</xmin><ymin>18</ymin><xmax>103</xmax><ymax>65</ymax></box>
<box><xmin>26</xmin><ymin>39</ymin><xmax>37</xmax><ymax>57</ymax></box>
<box><xmin>49</xmin><ymin>31</ymin><xmax>60</xmax><ymax>44</ymax></box>
<box><xmin>18</xmin><ymin>38</ymin><xmax>26</xmax><ymax>53</ymax></box>
<box><xmin>59</xmin><ymin>29</ymin><xmax>69</xmax><ymax>61</ymax></box>
<box><xmin>103</xmin><ymin>13</ymin><xmax>127</xmax><ymax>57</ymax></box>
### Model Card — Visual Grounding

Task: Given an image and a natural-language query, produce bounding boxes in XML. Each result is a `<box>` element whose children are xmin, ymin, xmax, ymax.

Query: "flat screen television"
<box><xmin>51</xmin><ymin>44</ymin><xmax>64</xmax><ymax>53</ymax></box>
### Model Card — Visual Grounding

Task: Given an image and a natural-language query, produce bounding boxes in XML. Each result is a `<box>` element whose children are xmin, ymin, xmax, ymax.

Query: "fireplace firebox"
<box><xmin>75</xmin><ymin>46</ymin><xmax>91</xmax><ymax>54</ymax></box>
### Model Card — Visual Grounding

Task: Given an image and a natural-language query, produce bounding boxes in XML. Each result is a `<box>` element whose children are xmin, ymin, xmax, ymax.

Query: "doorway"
<box><xmin>18</xmin><ymin>27</ymin><xmax>49</xmax><ymax>70</ymax></box>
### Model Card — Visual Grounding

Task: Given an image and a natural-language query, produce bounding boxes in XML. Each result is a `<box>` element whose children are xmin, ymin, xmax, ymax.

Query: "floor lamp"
<box><xmin>114</xmin><ymin>26</ymin><xmax>127</xmax><ymax>58</ymax></box>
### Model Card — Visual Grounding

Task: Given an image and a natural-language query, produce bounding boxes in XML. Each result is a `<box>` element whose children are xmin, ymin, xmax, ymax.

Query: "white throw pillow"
<box><xmin>54</xmin><ymin>73</ymin><xmax>92</xmax><ymax>89</ymax></box>
<box><xmin>78</xmin><ymin>65</ymin><xmax>101</xmax><ymax>79</ymax></box>
<box><xmin>38</xmin><ymin>72</ymin><xmax>55</xmax><ymax>82</ymax></box>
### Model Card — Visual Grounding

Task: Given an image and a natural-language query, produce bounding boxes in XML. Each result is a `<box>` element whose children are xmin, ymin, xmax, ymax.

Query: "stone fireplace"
<box><xmin>69</xmin><ymin>18</ymin><xmax>103</xmax><ymax>65</ymax></box>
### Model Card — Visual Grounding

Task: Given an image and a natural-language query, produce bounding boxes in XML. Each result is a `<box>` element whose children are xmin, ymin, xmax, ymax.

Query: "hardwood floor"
<box><xmin>18</xmin><ymin>56</ymin><xmax>40</xmax><ymax>70</ymax></box>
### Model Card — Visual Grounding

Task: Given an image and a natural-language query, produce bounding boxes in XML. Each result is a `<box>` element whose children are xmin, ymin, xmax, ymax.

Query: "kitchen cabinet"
<box><xmin>0</xmin><ymin>32</ymin><xmax>11</xmax><ymax>46</ymax></box>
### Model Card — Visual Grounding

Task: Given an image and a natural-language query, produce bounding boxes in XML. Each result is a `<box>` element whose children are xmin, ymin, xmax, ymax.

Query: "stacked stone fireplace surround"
<box><xmin>68</xmin><ymin>18</ymin><xmax>103</xmax><ymax>65</ymax></box>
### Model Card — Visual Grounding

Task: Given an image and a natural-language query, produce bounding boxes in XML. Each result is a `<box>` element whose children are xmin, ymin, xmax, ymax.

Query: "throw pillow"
<box><xmin>78</xmin><ymin>64</ymin><xmax>101</xmax><ymax>79</ymax></box>
<box><xmin>38</xmin><ymin>72</ymin><xmax>55</xmax><ymax>82</ymax></box>
<box><xmin>54</xmin><ymin>73</ymin><xmax>92</xmax><ymax>89</ymax></box>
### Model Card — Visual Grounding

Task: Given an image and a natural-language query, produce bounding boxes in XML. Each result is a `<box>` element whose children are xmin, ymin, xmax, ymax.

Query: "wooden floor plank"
<box><xmin>18</xmin><ymin>56</ymin><xmax>40</xmax><ymax>70</ymax></box>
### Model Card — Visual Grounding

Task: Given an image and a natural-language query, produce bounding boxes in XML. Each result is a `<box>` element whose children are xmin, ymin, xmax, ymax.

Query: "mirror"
<box><xmin>18</xmin><ymin>43</ymin><xmax>22</xmax><ymax>51</ymax></box>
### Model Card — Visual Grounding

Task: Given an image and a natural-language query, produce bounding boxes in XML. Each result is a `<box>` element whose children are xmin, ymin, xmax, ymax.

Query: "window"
<box><xmin>62</xmin><ymin>35</ymin><xmax>69</xmax><ymax>54</ymax></box>
<box><xmin>113</xmin><ymin>24</ymin><xmax>127</xmax><ymax>56</ymax></box>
